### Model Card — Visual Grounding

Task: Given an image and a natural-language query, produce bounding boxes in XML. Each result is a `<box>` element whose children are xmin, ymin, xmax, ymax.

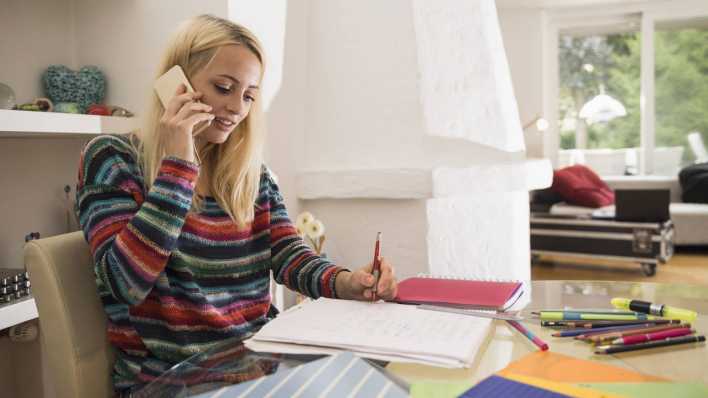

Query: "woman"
<box><xmin>75</xmin><ymin>14</ymin><xmax>397</xmax><ymax>395</ymax></box>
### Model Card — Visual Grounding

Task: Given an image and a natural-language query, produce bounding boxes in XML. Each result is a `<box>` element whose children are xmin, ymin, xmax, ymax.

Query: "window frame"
<box><xmin>543</xmin><ymin>0</ymin><xmax>708</xmax><ymax>174</ymax></box>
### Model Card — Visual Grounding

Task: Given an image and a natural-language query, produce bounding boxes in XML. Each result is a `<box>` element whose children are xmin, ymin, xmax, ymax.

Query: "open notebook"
<box><xmin>393</xmin><ymin>275</ymin><xmax>524</xmax><ymax>311</ymax></box>
<box><xmin>247</xmin><ymin>298</ymin><xmax>492</xmax><ymax>368</ymax></box>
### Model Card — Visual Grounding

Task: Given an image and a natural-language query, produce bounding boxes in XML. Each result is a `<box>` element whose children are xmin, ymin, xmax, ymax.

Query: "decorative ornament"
<box><xmin>110</xmin><ymin>106</ymin><xmax>134</xmax><ymax>117</ymax></box>
<box><xmin>87</xmin><ymin>104</ymin><xmax>111</xmax><ymax>116</ymax></box>
<box><xmin>33</xmin><ymin>97</ymin><xmax>53</xmax><ymax>112</ymax></box>
<box><xmin>43</xmin><ymin>65</ymin><xmax>106</xmax><ymax>113</ymax></box>
<box><xmin>0</xmin><ymin>82</ymin><xmax>16</xmax><ymax>110</ymax></box>
<box><xmin>54</xmin><ymin>102</ymin><xmax>81</xmax><ymax>114</ymax></box>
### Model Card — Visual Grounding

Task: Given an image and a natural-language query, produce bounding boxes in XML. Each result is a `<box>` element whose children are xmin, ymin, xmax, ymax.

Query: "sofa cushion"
<box><xmin>679</xmin><ymin>162</ymin><xmax>708</xmax><ymax>204</ymax></box>
<box><xmin>552</xmin><ymin>165</ymin><xmax>615</xmax><ymax>208</ymax></box>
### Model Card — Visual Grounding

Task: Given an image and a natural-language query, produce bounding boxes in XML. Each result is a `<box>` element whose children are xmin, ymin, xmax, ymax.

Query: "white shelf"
<box><xmin>0</xmin><ymin>297</ymin><xmax>38</xmax><ymax>331</ymax></box>
<box><xmin>0</xmin><ymin>109</ymin><xmax>139</xmax><ymax>138</ymax></box>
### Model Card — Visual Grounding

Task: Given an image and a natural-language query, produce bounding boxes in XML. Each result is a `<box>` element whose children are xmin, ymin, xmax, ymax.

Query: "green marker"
<box><xmin>537</xmin><ymin>311</ymin><xmax>658</xmax><ymax>321</ymax></box>
<box><xmin>611</xmin><ymin>297</ymin><xmax>697</xmax><ymax>322</ymax></box>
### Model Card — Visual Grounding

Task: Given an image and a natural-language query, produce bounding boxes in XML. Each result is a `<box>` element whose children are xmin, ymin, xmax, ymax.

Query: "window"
<box><xmin>558</xmin><ymin>30</ymin><xmax>640</xmax><ymax>175</ymax></box>
<box><xmin>550</xmin><ymin>7</ymin><xmax>708</xmax><ymax>176</ymax></box>
<box><xmin>655</xmin><ymin>18</ymin><xmax>708</xmax><ymax>168</ymax></box>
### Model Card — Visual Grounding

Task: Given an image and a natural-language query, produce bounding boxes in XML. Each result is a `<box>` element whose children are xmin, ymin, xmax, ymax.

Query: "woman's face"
<box><xmin>191</xmin><ymin>44</ymin><xmax>262</xmax><ymax>144</ymax></box>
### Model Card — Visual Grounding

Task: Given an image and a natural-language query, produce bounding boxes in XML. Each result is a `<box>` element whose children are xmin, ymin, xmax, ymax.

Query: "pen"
<box><xmin>507</xmin><ymin>320</ymin><xmax>548</xmax><ymax>351</ymax></box>
<box><xmin>371</xmin><ymin>232</ymin><xmax>382</xmax><ymax>302</ymax></box>
<box><xmin>611</xmin><ymin>297</ymin><xmax>697</xmax><ymax>322</ymax></box>
<box><xmin>582</xmin><ymin>323</ymin><xmax>691</xmax><ymax>345</ymax></box>
<box><xmin>595</xmin><ymin>335</ymin><xmax>705</xmax><ymax>355</ymax></box>
<box><xmin>553</xmin><ymin>323</ymin><xmax>659</xmax><ymax>338</ymax></box>
<box><xmin>611</xmin><ymin>328</ymin><xmax>695</xmax><ymax>346</ymax></box>
<box><xmin>576</xmin><ymin>324</ymin><xmax>691</xmax><ymax>343</ymax></box>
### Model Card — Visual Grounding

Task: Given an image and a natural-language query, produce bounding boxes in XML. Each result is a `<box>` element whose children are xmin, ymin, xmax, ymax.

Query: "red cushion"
<box><xmin>551</xmin><ymin>165</ymin><xmax>615</xmax><ymax>208</ymax></box>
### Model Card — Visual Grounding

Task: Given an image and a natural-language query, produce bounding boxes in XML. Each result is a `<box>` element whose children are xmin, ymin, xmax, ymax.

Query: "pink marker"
<box><xmin>611</xmin><ymin>327</ymin><xmax>694</xmax><ymax>345</ymax></box>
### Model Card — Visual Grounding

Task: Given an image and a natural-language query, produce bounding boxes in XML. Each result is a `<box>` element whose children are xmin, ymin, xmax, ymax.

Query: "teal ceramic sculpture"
<box><xmin>43</xmin><ymin>65</ymin><xmax>106</xmax><ymax>113</ymax></box>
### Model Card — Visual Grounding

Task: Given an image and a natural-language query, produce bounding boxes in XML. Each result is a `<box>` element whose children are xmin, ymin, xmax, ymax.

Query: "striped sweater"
<box><xmin>75</xmin><ymin>134</ymin><xmax>345</xmax><ymax>392</ymax></box>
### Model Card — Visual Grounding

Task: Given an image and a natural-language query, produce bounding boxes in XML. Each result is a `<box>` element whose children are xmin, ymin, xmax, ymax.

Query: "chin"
<box><xmin>200</xmin><ymin>127</ymin><xmax>233</xmax><ymax>144</ymax></box>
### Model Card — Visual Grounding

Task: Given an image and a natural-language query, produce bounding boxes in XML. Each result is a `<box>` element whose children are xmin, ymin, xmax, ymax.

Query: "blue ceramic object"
<box><xmin>43</xmin><ymin>65</ymin><xmax>105</xmax><ymax>113</ymax></box>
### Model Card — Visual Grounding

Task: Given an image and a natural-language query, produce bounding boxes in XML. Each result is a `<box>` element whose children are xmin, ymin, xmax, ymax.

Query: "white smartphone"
<box><xmin>153</xmin><ymin>65</ymin><xmax>210</xmax><ymax>135</ymax></box>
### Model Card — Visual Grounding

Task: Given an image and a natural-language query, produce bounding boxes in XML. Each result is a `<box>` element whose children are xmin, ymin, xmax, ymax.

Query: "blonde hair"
<box><xmin>138</xmin><ymin>14</ymin><xmax>266</xmax><ymax>227</ymax></box>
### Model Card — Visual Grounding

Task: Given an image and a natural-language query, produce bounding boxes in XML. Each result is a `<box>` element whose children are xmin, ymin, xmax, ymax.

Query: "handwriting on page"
<box><xmin>335</xmin><ymin>305</ymin><xmax>472</xmax><ymax>342</ymax></box>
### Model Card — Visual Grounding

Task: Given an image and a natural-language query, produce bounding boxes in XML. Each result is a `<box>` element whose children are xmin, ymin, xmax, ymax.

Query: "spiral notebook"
<box><xmin>393</xmin><ymin>275</ymin><xmax>524</xmax><ymax>311</ymax></box>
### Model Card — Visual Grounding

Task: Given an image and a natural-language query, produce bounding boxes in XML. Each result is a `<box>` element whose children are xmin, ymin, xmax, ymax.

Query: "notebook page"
<box><xmin>253</xmin><ymin>298</ymin><xmax>492</xmax><ymax>367</ymax></box>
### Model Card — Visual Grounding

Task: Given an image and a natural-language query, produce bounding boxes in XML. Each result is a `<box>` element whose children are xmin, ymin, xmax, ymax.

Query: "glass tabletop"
<box><xmin>135</xmin><ymin>280</ymin><xmax>708</xmax><ymax>396</ymax></box>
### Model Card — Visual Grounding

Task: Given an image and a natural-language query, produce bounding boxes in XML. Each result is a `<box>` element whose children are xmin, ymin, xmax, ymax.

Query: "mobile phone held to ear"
<box><xmin>154</xmin><ymin>65</ymin><xmax>210</xmax><ymax>135</ymax></box>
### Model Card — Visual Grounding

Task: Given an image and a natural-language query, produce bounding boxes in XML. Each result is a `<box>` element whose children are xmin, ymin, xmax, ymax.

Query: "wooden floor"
<box><xmin>531</xmin><ymin>247</ymin><xmax>708</xmax><ymax>287</ymax></box>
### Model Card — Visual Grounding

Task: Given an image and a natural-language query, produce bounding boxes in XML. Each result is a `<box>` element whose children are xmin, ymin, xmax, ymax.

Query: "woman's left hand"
<box><xmin>336</xmin><ymin>257</ymin><xmax>398</xmax><ymax>301</ymax></box>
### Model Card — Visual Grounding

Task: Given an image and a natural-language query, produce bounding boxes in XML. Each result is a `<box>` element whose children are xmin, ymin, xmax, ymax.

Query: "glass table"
<box><xmin>135</xmin><ymin>280</ymin><xmax>708</xmax><ymax>397</ymax></box>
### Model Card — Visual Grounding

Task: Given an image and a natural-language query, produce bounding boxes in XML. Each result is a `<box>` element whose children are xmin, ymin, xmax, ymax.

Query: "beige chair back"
<box><xmin>25</xmin><ymin>231</ymin><xmax>114</xmax><ymax>398</ymax></box>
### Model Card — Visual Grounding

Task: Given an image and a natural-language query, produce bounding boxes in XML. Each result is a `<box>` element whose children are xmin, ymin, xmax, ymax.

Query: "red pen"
<box><xmin>371</xmin><ymin>232</ymin><xmax>382</xmax><ymax>302</ymax></box>
<box><xmin>611</xmin><ymin>327</ymin><xmax>694</xmax><ymax>345</ymax></box>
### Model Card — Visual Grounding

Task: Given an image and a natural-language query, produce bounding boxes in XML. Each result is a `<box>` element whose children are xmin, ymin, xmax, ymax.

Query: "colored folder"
<box><xmin>393</xmin><ymin>276</ymin><xmax>523</xmax><ymax>311</ymax></box>
<box><xmin>192</xmin><ymin>351</ymin><xmax>407</xmax><ymax>398</ymax></box>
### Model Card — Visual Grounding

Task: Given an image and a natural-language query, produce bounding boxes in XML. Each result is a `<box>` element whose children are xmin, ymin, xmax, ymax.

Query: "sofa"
<box><xmin>604</xmin><ymin>176</ymin><xmax>708</xmax><ymax>246</ymax></box>
<box><xmin>544</xmin><ymin>175</ymin><xmax>708</xmax><ymax>246</ymax></box>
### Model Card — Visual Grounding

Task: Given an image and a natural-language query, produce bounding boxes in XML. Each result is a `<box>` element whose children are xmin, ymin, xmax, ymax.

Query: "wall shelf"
<box><xmin>0</xmin><ymin>109</ymin><xmax>138</xmax><ymax>138</ymax></box>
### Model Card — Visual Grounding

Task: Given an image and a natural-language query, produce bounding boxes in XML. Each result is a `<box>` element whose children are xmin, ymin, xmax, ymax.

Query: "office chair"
<box><xmin>24</xmin><ymin>231</ymin><xmax>114</xmax><ymax>398</ymax></box>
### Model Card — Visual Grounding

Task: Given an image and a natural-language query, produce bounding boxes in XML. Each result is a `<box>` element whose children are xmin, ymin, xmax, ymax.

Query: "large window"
<box><xmin>559</xmin><ymin>33</ymin><xmax>640</xmax><ymax>152</ymax></box>
<box><xmin>655</xmin><ymin>19</ymin><xmax>708</xmax><ymax>167</ymax></box>
<box><xmin>554</xmin><ymin>11</ymin><xmax>708</xmax><ymax>176</ymax></box>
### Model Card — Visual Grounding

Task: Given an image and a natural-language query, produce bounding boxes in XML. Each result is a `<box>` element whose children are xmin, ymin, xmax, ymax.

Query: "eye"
<box><xmin>215</xmin><ymin>84</ymin><xmax>232</xmax><ymax>94</ymax></box>
<box><xmin>245</xmin><ymin>94</ymin><xmax>255</xmax><ymax>103</ymax></box>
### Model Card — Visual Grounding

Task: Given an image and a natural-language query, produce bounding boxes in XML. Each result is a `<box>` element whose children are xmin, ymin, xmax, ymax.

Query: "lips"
<box><xmin>213</xmin><ymin>116</ymin><xmax>235</xmax><ymax>131</ymax></box>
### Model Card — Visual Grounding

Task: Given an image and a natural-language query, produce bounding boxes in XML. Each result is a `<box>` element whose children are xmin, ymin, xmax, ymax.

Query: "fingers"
<box><xmin>182</xmin><ymin>112</ymin><xmax>215</xmax><ymax>135</ymax></box>
<box><xmin>354</xmin><ymin>269</ymin><xmax>376</xmax><ymax>288</ymax></box>
<box><xmin>164</xmin><ymin>85</ymin><xmax>204</xmax><ymax>117</ymax></box>
<box><xmin>375</xmin><ymin>258</ymin><xmax>397</xmax><ymax>300</ymax></box>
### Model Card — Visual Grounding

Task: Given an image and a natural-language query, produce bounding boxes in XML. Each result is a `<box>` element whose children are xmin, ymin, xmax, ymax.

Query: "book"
<box><xmin>393</xmin><ymin>275</ymin><xmax>524</xmax><ymax>311</ymax></box>
<box><xmin>247</xmin><ymin>298</ymin><xmax>492</xmax><ymax>368</ymax></box>
<box><xmin>192</xmin><ymin>351</ymin><xmax>408</xmax><ymax>398</ymax></box>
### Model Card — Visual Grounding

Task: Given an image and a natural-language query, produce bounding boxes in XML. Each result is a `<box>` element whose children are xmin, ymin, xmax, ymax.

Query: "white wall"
<box><xmin>73</xmin><ymin>0</ymin><xmax>229</xmax><ymax>114</ymax></box>
<box><xmin>497</xmin><ymin>7</ymin><xmax>545</xmax><ymax>158</ymax></box>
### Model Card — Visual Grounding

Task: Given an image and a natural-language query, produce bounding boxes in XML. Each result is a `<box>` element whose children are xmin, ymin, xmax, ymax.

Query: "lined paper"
<box><xmin>250</xmin><ymin>298</ymin><xmax>493</xmax><ymax>368</ymax></box>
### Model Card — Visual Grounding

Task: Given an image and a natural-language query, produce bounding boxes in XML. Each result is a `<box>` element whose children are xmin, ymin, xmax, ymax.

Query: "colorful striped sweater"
<box><xmin>75</xmin><ymin>134</ymin><xmax>345</xmax><ymax>392</ymax></box>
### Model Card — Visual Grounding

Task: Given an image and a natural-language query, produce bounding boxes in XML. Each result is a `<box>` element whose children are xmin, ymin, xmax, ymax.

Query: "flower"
<box><xmin>306</xmin><ymin>220</ymin><xmax>325</xmax><ymax>240</ymax></box>
<box><xmin>295</xmin><ymin>211</ymin><xmax>314</xmax><ymax>231</ymax></box>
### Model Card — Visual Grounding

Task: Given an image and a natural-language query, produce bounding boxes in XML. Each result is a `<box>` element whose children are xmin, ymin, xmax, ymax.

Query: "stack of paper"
<box><xmin>246</xmin><ymin>298</ymin><xmax>493</xmax><ymax>368</ymax></box>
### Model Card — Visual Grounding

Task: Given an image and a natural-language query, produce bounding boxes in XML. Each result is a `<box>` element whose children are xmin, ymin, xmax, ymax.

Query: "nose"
<box><xmin>226</xmin><ymin>96</ymin><xmax>245</xmax><ymax>118</ymax></box>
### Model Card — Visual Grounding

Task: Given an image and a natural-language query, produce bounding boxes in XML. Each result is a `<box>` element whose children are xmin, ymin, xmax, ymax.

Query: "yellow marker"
<box><xmin>611</xmin><ymin>297</ymin><xmax>697</xmax><ymax>322</ymax></box>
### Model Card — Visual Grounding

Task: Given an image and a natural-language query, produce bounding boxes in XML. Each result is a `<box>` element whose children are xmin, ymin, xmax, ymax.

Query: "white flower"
<box><xmin>295</xmin><ymin>211</ymin><xmax>314</xmax><ymax>231</ymax></box>
<box><xmin>306</xmin><ymin>220</ymin><xmax>325</xmax><ymax>240</ymax></box>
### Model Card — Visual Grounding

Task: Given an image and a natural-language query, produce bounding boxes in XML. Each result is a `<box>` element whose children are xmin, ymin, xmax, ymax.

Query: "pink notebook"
<box><xmin>393</xmin><ymin>276</ymin><xmax>523</xmax><ymax>311</ymax></box>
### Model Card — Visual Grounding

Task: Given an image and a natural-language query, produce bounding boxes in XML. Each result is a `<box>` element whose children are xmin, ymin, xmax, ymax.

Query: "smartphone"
<box><xmin>153</xmin><ymin>65</ymin><xmax>210</xmax><ymax>135</ymax></box>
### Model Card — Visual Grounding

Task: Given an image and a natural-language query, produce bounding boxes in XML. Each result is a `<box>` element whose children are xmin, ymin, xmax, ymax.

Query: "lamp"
<box><xmin>523</xmin><ymin>115</ymin><xmax>549</xmax><ymax>132</ymax></box>
<box><xmin>579</xmin><ymin>88</ymin><xmax>626</xmax><ymax>125</ymax></box>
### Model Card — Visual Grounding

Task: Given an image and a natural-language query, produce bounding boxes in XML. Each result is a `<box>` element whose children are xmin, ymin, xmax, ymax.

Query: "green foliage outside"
<box><xmin>559</xmin><ymin>27</ymin><xmax>708</xmax><ymax>164</ymax></box>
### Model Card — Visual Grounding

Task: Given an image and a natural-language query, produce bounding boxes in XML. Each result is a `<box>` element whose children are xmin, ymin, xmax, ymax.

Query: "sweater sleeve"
<box><xmin>264</xmin><ymin>168</ymin><xmax>347</xmax><ymax>298</ymax></box>
<box><xmin>75</xmin><ymin>135</ymin><xmax>199</xmax><ymax>305</ymax></box>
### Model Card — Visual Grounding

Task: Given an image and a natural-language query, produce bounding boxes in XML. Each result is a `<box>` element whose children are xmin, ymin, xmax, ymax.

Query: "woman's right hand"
<box><xmin>160</xmin><ymin>84</ymin><xmax>214</xmax><ymax>163</ymax></box>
